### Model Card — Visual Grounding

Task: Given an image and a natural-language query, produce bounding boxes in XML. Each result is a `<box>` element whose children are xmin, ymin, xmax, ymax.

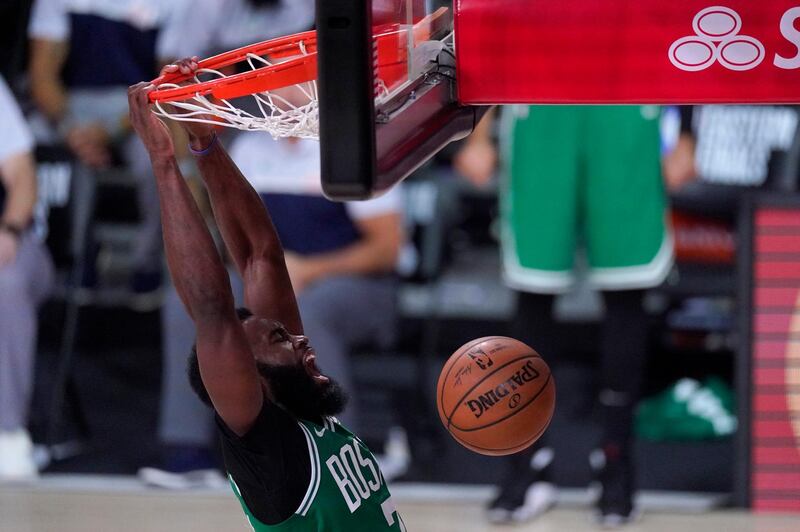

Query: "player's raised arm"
<box><xmin>163</xmin><ymin>60</ymin><xmax>303</xmax><ymax>334</ymax></box>
<box><xmin>128</xmin><ymin>83</ymin><xmax>263</xmax><ymax>435</ymax></box>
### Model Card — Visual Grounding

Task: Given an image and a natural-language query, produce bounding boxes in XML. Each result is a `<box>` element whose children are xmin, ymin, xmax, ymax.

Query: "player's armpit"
<box><xmin>195</xmin><ymin>311</ymin><xmax>264</xmax><ymax>436</ymax></box>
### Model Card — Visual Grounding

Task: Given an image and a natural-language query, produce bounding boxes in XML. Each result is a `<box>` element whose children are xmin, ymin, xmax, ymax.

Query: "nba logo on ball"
<box><xmin>437</xmin><ymin>337</ymin><xmax>556</xmax><ymax>456</ymax></box>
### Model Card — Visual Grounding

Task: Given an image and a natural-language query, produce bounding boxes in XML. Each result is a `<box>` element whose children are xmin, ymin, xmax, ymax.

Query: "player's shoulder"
<box><xmin>217</xmin><ymin>400</ymin><xmax>301</xmax><ymax>447</ymax></box>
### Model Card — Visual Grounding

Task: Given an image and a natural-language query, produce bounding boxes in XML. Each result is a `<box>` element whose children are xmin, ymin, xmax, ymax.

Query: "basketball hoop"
<box><xmin>147</xmin><ymin>8</ymin><xmax>451</xmax><ymax>140</ymax></box>
<box><xmin>148</xmin><ymin>31</ymin><xmax>320</xmax><ymax>139</ymax></box>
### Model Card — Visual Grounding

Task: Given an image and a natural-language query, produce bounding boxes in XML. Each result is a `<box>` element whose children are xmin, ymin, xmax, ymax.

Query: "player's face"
<box><xmin>242</xmin><ymin>317</ymin><xmax>330</xmax><ymax>386</ymax></box>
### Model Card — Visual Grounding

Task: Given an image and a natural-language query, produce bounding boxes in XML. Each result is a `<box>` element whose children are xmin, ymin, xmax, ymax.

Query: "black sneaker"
<box><xmin>592</xmin><ymin>444</ymin><xmax>639</xmax><ymax>528</ymax></box>
<box><xmin>486</xmin><ymin>447</ymin><xmax>557</xmax><ymax>524</ymax></box>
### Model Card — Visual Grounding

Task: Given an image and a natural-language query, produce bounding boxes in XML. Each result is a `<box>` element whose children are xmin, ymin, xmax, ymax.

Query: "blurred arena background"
<box><xmin>1</xmin><ymin>1</ymin><xmax>800</xmax><ymax>530</ymax></box>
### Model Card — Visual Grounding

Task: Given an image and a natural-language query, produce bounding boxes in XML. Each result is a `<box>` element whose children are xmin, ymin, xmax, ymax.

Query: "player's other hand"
<box><xmin>454</xmin><ymin>139</ymin><xmax>497</xmax><ymax>188</ymax></box>
<box><xmin>160</xmin><ymin>56</ymin><xmax>200</xmax><ymax>78</ymax></box>
<box><xmin>663</xmin><ymin>134</ymin><xmax>697</xmax><ymax>193</ymax></box>
<box><xmin>159</xmin><ymin>57</ymin><xmax>216</xmax><ymax>148</ymax></box>
<box><xmin>128</xmin><ymin>82</ymin><xmax>174</xmax><ymax>160</ymax></box>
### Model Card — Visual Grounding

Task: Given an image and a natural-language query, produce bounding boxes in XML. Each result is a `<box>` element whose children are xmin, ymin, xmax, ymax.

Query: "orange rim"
<box><xmin>148</xmin><ymin>7</ymin><xmax>451</xmax><ymax>104</ymax></box>
<box><xmin>149</xmin><ymin>30</ymin><xmax>318</xmax><ymax>103</ymax></box>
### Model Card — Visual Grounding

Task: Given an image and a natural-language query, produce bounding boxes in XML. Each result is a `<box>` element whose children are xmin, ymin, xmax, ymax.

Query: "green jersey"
<box><xmin>226</xmin><ymin>416</ymin><xmax>405</xmax><ymax>531</ymax></box>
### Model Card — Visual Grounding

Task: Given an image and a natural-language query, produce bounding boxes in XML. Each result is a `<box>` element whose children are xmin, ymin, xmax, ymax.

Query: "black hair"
<box><xmin>187</xmin><ymin>307</ymin><xmax>254</xmax><ymax>408</ymax></box>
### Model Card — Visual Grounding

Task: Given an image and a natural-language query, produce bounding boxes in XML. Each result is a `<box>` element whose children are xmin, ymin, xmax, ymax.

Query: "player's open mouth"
<box><xmin>304</xmin><ymin>352</ymin><xmax>318</xmax><ymax>372</ymax></box>
<box><xmin>303</xmin><ymin>351</ymin><xmax>329</xmax><ymax>383</ymax></box>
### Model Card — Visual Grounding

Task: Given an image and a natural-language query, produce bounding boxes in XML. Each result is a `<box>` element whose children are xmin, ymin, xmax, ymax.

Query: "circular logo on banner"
<box><xmin>669</xmin><ymin>6</ymin><xmax>764</xmax><ymax>72</ymax></box>
<box><xmin>718</xmin><ymin>36</ymin><xmax>765</xmax><ymax>71</ymax></box>
<box><xmin>670</xmin><ymin>36</ymin><xmax>718</xmax><ymax>71</ymax></box>
<box><xmin>694</xmin><ymin>6</ymin><xmax>741</xmax><ymax>38</ymax></box>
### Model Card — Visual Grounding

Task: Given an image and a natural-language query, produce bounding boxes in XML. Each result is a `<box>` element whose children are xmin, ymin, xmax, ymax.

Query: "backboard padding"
<box><xmin>316</xmin><ymin>0</ymin><xmax>486</xmax><ymax>200</ymax></box>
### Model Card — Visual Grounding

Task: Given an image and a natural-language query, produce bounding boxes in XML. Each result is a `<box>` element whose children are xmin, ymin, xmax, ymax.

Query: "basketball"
<box><xmin>436</xmin><ymin>336</ymin><xmax>555</xmax><ymax>456</ymax></box>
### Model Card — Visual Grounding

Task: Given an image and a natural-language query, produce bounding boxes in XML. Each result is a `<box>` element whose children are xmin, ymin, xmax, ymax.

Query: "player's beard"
<box><xmin>257</xmin><ymin>362</ymin><xmax>348</xmax><ymax>422</ymax></box>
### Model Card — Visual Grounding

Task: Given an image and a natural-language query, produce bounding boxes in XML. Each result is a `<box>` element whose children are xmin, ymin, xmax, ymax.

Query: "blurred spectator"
<box><xmin>0</xmin><ymin>74</ymin><xmax>54</xmax><ymax>482</ymax></box>
<box><xmin>169</xmin><ymin>0</ymin><xmax>315</xmax><ymax>59</ymax></box>
<box><xmin>665</xmin><ymin>105</ymin><xmax>799</xmax><ymax>191</ymax></box>
<box><xmin>27</xmin><ymin>0</ymin><xmax>197</xmax><ymax>309</ymax></box>
<box><xmin>457</xmin><ymin>105</ymin><xmax>683</xmax><ymax>526</ymax></box>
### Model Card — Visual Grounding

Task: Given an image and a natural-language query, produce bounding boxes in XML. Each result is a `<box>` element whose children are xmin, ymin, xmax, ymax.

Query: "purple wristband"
<box><xmin>189</xmin><ymin>132</ymin><xmax>218</xmax><ymax>156</ymax></box>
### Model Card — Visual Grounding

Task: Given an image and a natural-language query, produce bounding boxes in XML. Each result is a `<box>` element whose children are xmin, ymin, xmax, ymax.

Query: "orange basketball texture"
<box><xmin>436</xmin><ymin>336</ymin><xmax>556</xmax><ymax>456</ymax></box>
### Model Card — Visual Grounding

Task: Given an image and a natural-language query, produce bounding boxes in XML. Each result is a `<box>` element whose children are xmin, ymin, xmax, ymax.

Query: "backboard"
<box><xmin>315</xmin><ymin>0</ymin><xmax>488</xmax><ymax>200</ymax></box>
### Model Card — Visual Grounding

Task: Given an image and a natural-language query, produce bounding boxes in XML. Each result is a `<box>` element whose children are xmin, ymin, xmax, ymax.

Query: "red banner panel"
<box><xmin>753</xmin><ymin>471</ymin><xmax>800</xmax><ymax>491</ymax></box>
<box><xmin>754</xmin><ymin>420</ymin><xmax>799</xmax><ymax>438</ymax></box>
<box><xmin>755</xmin><ymin>261</ymin><xmax>800</xmax><ymax>280</ymax></box>
<box><xmin>755</xmin><ymin>445</ymin><xmax>800</xmax><ymax>464</ymax></box>
<box><xmin>754</xmin><ymin>393</ymin><xmax>794</xmax><ymax>413</ymax></box>
<box><xmin>756</xmin><ymin>210</ymin><xmax>800</xmax><ymax>226</ymax></box>
<box><xmin>456</xmin><ymin>1</ymin><xmax>800</xmax><ymax>104</ymax></box>
<box><xmin>754</xmin><ymin>368</ymin><xmax>795</xmax><ymax>386</ymax></box>
<box><xmin>754</xmin><ymin>314</ymin><xmax>794</xmax><ymax>334</ymax></box>
<box><xmin>756</xmin><ymin>500</ymin><xmax>800</xmax><ymax>512</ymax></box>
<box><xmin>755</xmin><ymin>235</ymin><xmax>800</xmax><ymax>254</ymax></box>
<box><xmin>756</xmin><ymin>288</ymin><xmax>800</xmax><ymax>308</ymax></box>
<box><xmin>751</xmin><ymin>206</ymin><xmax>800</xmax><ymax>512</ymax></box>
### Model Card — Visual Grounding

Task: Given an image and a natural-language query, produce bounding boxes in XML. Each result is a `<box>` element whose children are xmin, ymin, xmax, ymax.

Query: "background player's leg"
<box><xmin>487</xmin><ymin>292</ymin><xmax>557</xmax><ymax>524</ymax></box>
<box><xmin>596</xmin><ymin>289</ymin><xmax>648</xmax><ymax>523</ymax></box>
<box><xmin>490</xmin><ymin>105</ymin><xmax>584</xmax><ymax>523</ymax></box>
<box><xmin>599</xmin><ymin>291</ymin><xmax>648</xmax><ymax>443</ymax></box>
<box><xmin>582</xmin><ymin>105</ymin><xmax>666</xmax><ymax>525</ymax></box>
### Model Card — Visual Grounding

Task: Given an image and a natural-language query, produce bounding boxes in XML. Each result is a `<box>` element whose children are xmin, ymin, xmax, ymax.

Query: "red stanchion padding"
<box><xmin>455</xmin><ymin>0</ymin><xmax>800</xmax><ymax>104</ymax></box>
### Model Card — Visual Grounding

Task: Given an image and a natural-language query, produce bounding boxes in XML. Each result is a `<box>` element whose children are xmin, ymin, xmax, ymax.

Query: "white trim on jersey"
<box><xmin>587</xmin><ymin>230</ymin><xmax>674</xmax><ymax>290</ymax></box>
<box><xmin>296</xmin><ymin>422</ymin><xmax>321</xmax><ymax>516</ymax></box>
<box><xmin>497</xmin><ymin>107</ymin><xmax>577</xmax><ymax>294</ymax></box>
<box><xmin>503</xmin><ymin>262</ymin><xmax>576</xmax><ymax>294</ymax></box>
<box><xmin>501</xmin><ymin>212</ymin><xmax>674</xmax><ymax>294</ymax></box>
<box><xmin>501</xmin><ymin>224</ymin><xmax>575</xmax><ymax>294</ymax></box>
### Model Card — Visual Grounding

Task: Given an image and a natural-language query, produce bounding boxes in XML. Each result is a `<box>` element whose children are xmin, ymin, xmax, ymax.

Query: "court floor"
<box><xmin>2</xmin><ymin>476</ymin><xmax>800</xmax><ymax>532</ymax></box>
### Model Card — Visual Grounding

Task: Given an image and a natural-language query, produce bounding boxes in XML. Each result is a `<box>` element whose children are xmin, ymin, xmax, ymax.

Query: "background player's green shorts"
<box><xmin>501</xmin><ymin>105</ymin><xmax>673</xmax><ymax>293</ymax></box>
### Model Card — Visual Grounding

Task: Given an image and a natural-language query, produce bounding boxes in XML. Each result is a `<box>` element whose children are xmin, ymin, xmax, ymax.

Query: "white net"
<box><xmin>152</xmin><ymin>51</ymin><xmax>319</xmax><ymax>139</ymax></box>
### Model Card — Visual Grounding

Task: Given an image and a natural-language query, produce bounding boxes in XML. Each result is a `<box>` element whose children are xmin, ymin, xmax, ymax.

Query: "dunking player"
<box><xmin>127</xmin><ymin>70</ymin><xmax>405</xmax><ymax>531</ymax></box>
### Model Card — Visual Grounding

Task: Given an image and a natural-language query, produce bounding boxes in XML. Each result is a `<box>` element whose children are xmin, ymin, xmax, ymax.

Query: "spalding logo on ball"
<box><xmin>436</xmin><ymin>336</ymin><xmax>555</xmax><ymax>456</ymax></box>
